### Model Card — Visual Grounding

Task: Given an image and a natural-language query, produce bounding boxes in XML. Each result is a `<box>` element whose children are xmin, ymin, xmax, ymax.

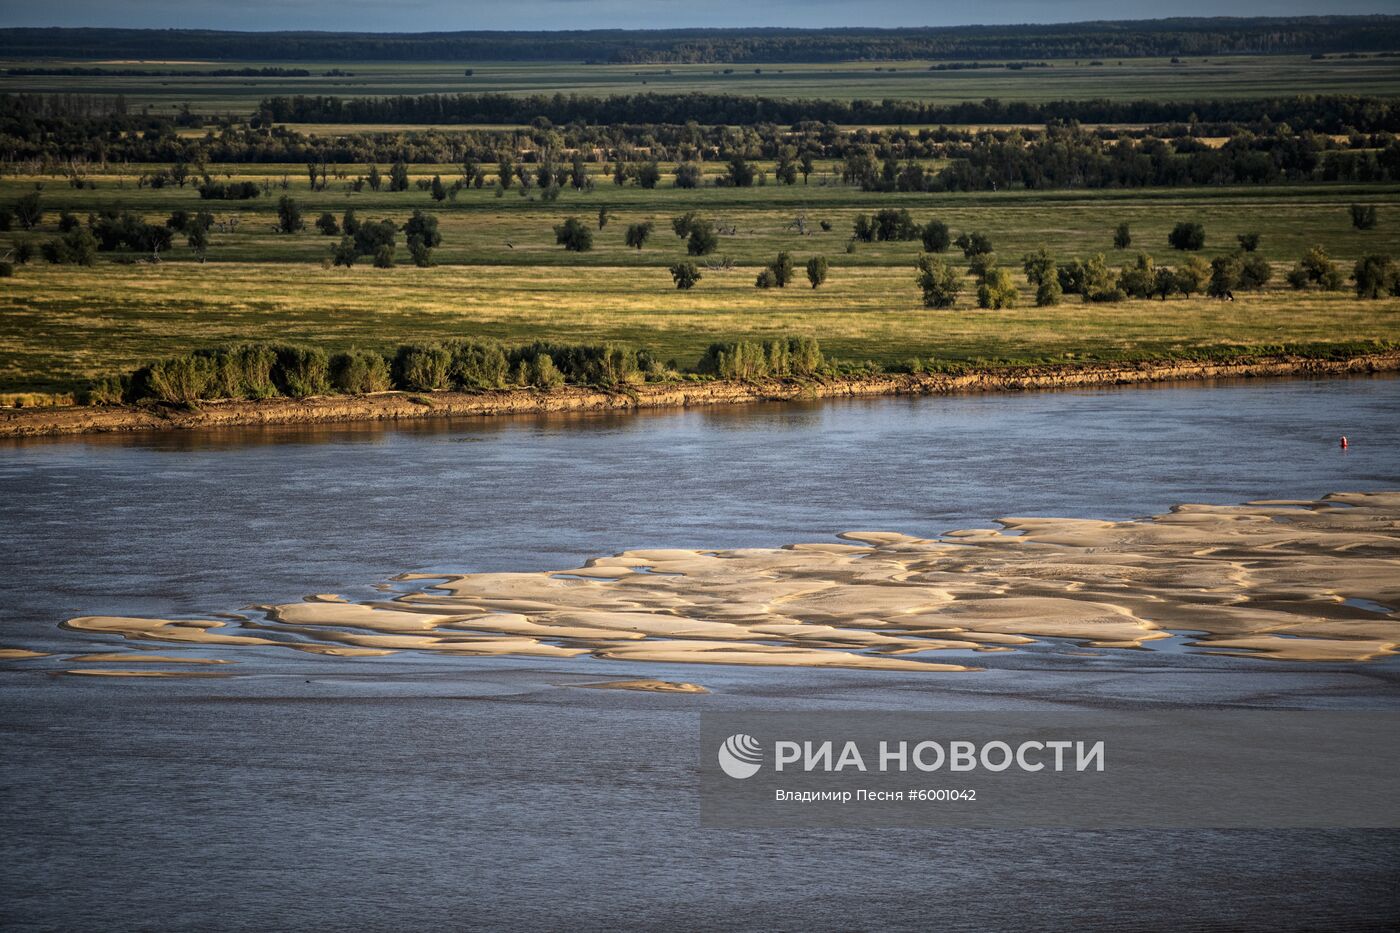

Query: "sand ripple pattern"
<box><xmin>61</xmin><ymin>492</ymin><xmax>1400</xmax><ymax>670</ymax></box>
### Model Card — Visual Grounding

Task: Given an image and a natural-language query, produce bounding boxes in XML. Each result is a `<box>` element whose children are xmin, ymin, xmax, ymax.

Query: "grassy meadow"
<box><xmin>2</xmin><ymin>169</ymin><xmax>1398</xmax><ymax>394</ymax></box>
<box><xmin>5</xmin><ymin>53</ymin><xmax>1400</xmax><ymax>115</ymax></box>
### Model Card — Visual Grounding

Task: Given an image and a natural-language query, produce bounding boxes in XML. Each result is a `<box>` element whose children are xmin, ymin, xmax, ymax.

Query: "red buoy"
<box><xmin>1340</xmin><ymin>436</ymin><xmax>1349</xmax><ymax>449</ymax></box>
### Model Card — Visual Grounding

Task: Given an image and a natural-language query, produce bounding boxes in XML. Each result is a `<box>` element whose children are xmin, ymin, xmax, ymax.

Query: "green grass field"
<box><xmin>5</xmin><ymin>53</ymin><xmax>1400</xmax><ymax>114</ymax></box>
<box><xmin>2</xmin><ymin>170</ymin><xmax>1398</xmax><ymax>395</ymax></box>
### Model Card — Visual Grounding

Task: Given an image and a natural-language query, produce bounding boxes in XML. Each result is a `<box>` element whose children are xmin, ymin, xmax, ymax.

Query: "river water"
<box><xmin>3</xmin><ymin>376</ymin><xmax>1399</xmax><ymax>930</ymax></box>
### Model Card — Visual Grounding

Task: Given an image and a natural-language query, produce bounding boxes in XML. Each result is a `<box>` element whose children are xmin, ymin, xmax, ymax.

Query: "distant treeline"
<box><xmin>3</xmin><ymin>18</ymin><xmax>1399</xmax><ymax>63</ymax></box>
<box><xmin>255</xmin><ymin>92</ymin><xmax>1400</xmax><ymax>134</ymax></box>
<box><xmin>5</xmin><ymin>66</ymin><xmax>315</xmax><ymax>78</ymax></box>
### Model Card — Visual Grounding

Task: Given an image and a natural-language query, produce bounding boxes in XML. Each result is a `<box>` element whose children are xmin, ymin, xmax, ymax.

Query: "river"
<box><xmin>2</xmin><ymin>376</ymin><xmax>1398</xmax><ymax>930</ymax></box>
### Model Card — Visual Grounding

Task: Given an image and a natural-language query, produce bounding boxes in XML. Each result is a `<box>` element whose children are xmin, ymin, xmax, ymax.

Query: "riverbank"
<box><xmin>4</xmin><ymin>349</ymin><xmax>1398</xmax><ymax>438</ymax></box>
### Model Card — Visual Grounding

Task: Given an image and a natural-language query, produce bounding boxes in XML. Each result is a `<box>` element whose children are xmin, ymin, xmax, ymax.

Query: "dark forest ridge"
<box><xmin>3</xmin><ymin>17</ymin><xmax>1400</xmax><ymax>63</ymax></box>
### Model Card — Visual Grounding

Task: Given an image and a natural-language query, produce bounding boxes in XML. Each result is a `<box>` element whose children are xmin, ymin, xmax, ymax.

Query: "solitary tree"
<box><xmin>1208</xmin><ymin>254</ymin><xmax>1242</xmax><ymax>298</ymax></box>
<box><xmin>674</xmin><ymin>163</ymin><xmax>703</xmax><ymax>189</ymax></box>
<box><xmin>687</xmin><ymin>219</ymin><xmax>719</xmax><ymax>256</ymax></box>
<box><xmin>921</xmin><ymin>219</ymin><xmax>951</xmax><ymax>253</ymax></box>
<box><xmin>554</xmin><ymin>217</ymin><xmax>594</xmax><ymax>252</ymax></box>
<box><xmin>430</xmin><ymin>175</ymin><xmax>447</xmax><ymax>202</ymax></box>
<box><xmin>187</xmin><ymin>223</ymin><xmax>210</xmax><ymax>262</ymax></box>
<box><xmin>1237</xmin><ymin>232</ymin><xmax>1261</xmax><ymax>252</ymax></box>
<box><xmin>806</xmin><ymin>255</ymin><xmax>829</xmax><ymax>289</ymax></box>
<box><xmin>1350</xmin><ymin>204</ymin><xmax>1379</xmax><ymax>230</ymax></box>
<box><xmin>625</xmin><ymin>221</ymin><xmax>654</xmax><ymax>250</ymax></box>
<box><xmin>1113</xmin><ymin>222</ymin><xmax>1132</xmax><ymax>249</ymax></box>
<box><xmin>1352</xmin><ymin>254</ymin><xmax>1398</xmax><ymax>298</ymax></box>
<box><xmin>389</xmin><ymin>160</ymin><xmax>410</xmax><ymax>192</ymax></box>
<box><xmin>1287</xmin><ymin>245</ymin><xmax>1344</xmax><ymax>291</ymax></box>
<box><xmin>916</xmin><ymin>254</ymin><xmax>961</xmax><ymax>308</ymax></box>
<box><xmin>1175</xmin><ymin>255</ymin><xmax>1210</xmax><ymax>297</ymax></box>
<box><xmin>768</xmin><ymin>251</ymin><xmax>795</xmax><ymax>287</ymax></box>
<box><xmin>14</xmin><ymin>191</ymin><xmax>42</xmax><ymax>230</ymax></box>
<box><xmin>276</xmin><ymin>195</ymin><xmax>304</xmax><ymax>234</ymax></box>
<box><xmin>670</xmin><ymin>261</ymin><xmax>701</xmax><ymax>290</ymax></box>
<box><xmin>1168</xmin><ymin>221</ymin><xmax>1206</xmax><ymax>250</ymax></box>
<box><xmin>366</xmin><ymin>164</ymin><xmax>382</xmax><ymax>191</ymax></box>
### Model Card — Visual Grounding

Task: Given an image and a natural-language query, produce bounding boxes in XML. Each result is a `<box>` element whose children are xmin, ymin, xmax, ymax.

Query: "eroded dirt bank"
<box><xmin>4</xmin><ymin>351</ymin><xmax>1398</xmax><ymax>439</ymax></box>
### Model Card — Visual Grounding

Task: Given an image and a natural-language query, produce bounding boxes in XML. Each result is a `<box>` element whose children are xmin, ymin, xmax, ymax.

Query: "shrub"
<box><xmin>525</xmin><ymin>353</ymin><xmax>565</xmax><ymax>389</ymax></box>
<box><xmin>873</xmin><ymin>208</ymin><xmax>918</xmax><ymax>242</ymax></box>
<box><xmin>1287</xmin><ymin>246</ymin><xmax>1344</xmax><ymax>291</ymax></box>
<box><xmin>332</xmin><ymin>236</ymin><xmax>357</xmax><ymax>268</ymax></box>
<box><xmin>915</xmin><ymin>254</ymin><xmax>961</xmax><ymax>308</ymax></box>
<box><xmin>921</xmin><ymin>220</ymin><xmax>950</xmax><ymax>253</ymax></box>
<box><xmin>698</xmin><ymin>341</ymin><xmax>767</xmax><ymax>380</ymax></box>
<box><xmin>754</xmin><ymin>268</ymin><xmax>777</xmax><ymax>289</ymax></box>
<box><xmin>131</xmin><ymin>354</ymin><xmax>215</xmax><ymax>404</ymax></box>
<box><xmin>1113</xmin><ymin>222</ymin><xmax>1131</xmax><ymax>249</ymax></box>
<box><xmin>196</xmin><ymin>344</ymin><xmax>277</xmax><ymax>399</ymax></box>
<box><xmin>806</xmin><ymin>255</ymin><xmax>829</xmax><ymax>288</ymax></box>
<box><xmin>1350</xmin><ymin>204</ymin><xmax>1378</xmax><ymax>230</ymax></box>
<box><xmin>1168</xmin><ymin>221</ymin><xmax>1206</xmax><ymax>250</ymax></box>
<box><xmin>276</xmin><ymin>195</ymin><xmax>304</xmax><ymax>234</ymax></box>
<box><xmin>15</xmin><ymin>191</ymin><xmax>43</xmax><ymax>229</ymax></box>
<box><xmin>1208</xmin><ymin>254</ymin><xmax>1243</xmax><ymax>298</ymax></box>
<box><xmin>670</xmin><ymin>262</ymin><xmax>701</xmax><ymax>290</ymax></box>
<box><xmin>1353</xmin><ymin>254</ymin><xmax>1399</xmax><ymax>299</ymax></box>
<box><xmin>373</xmin><ymin>244</ymin><xmax>395</xmax><ymax>268</ymax></box>
<box><xmin>625</xmin><ymin>221</ymin><xmax>654</xmax><ymax>250</ymax></box>
<box><xmin>698</xmin><ymin>337</ymin><xmax>823</xmax><ymax>379</ymax></box>
<box><xmin>687</xmin><ymin>219</ymin><xmax>719</xmax><ymax>256</ymax></box>
<box><xmin>353</xmin><ymin>218</ymin><xmax>396</xmax><ymax>256</ymax></box>
<box><xmin>1175</xmin><ymin>256</ymin><xmax>1211</xmax><ymax>296</ymax></box>
<box><xmin>554</xmin><ymin>217</ymin><xmax>593</xmax><ymax>252</ymax></box>
<box><xmin>1237</xmin><ymin>232</ymin><xmax>1261</xmax><ymax>252</ymax></box>
<box><xmin>271</xmin><ymin>345</ymin><xmax>330</xmax><ymax>397</ymax></box>
<box><xmin>977</xmin><ymin>267</ymin><xmax>1019</xmax><ymax>309</ymax></box>
<box><xmin>0</xmin><ymin>261</ymin><xmax>11</xmax><ymax>278</ymax></box>
<box><xmin>768</xmin><ymin>251</ymin><xmax>795</xmax><ymax>287</ymax></box>
<box><xmin>967</xmin><ymin>252</ymin><xmax>998</xmax><ymax>283</ymax></box>
<box><xmin>1021</xmin><ymin>249</ymin><xmax>1056</xmax><ymax>289</ymax></box>
<box><xmin>672</xmin><ymin>211</ymin><xmax>699</xmax><ymax>239</ymax></box>
<box><xmin>1118</xmin><ymin>253</ymin><xmax>1157</xmax><ymax>299</ymax></box>
<box><xmin>12</xmin><ymin>237</ymin><xmax>34</xmax><ymax>264</ymax></box>
<box><xmin>393</xmin><ymin>344</ymin><xmax>452</xmax><ymax>391</ymax></box>
<box><xmin>315</xmin><ymin>212</ymin><xmax>339</xmax><ymax>236</ymax></box>
<box><xmin>955</xmin><ymin>231</ymin><xmax>993</xmax><ymax>257</ymax></box>
<box><xmin>446</xmin><ymin>339</ymin><xmax>509</xmax><ymax>390</ymax></box>
<box><xmin>1238</xmin><ymin>253</ymin><xmax>1272</xmax><ymax>290</ymax></box>
<box><xmin>404</xmin><ymin>210</ymin><xmax>442</xmax><ymax>248</ymax></box>
<box><xmin>84</xmin><ymin>374</ymin><xmax>128</xmax><ymax>406</ymax></box>
<box><xmin>674</xmin><ymin>162</ymin><xmax>703</xmax><ymax>188</ymax></box>
<box><xmin>1035</xmin><ymin>278</ymin><xmax>1062</xmax><ymax>307</ymax></box>
<box><xmin>329</xmin><ymin>350</ymin><xmax>392</xmax><ymax>394</ymax></box>
<box><xmin>41</xmin><ymin>228</ymin><xmax>98</xmax><ymax>265</ymax></box>
<box><xmin>1152</xmin><ymin>267</ymin><xmax>1179</xmax><ymax>300</ymax></box>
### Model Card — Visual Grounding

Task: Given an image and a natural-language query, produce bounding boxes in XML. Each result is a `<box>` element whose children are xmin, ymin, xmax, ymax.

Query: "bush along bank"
<box><xmin>84</xmin><ymin>337</ymin><xmax>828</xmax><ymax>406</ymax></box>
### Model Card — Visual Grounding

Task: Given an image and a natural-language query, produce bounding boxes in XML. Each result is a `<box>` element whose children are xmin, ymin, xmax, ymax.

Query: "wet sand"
<box><xmin>55</xmin><ymin>491</ymin><xmax>1399</xmax><ymax>673</ymax></box>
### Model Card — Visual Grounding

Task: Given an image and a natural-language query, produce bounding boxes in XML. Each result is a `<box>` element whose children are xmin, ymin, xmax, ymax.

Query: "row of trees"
<box><xmin>9</xmin><ymin>19</ymin><xmax>1399</xmax><ymax>63</ymax></box>
<box><xmin>90</xmin><ymin>336</ymin><xmax>829</xmax><ymax>405</ymax></box>
<box><xmin>916</xmin><ymin>242</ymin><xmax>1390</xmax><ymax>309</ymax></box>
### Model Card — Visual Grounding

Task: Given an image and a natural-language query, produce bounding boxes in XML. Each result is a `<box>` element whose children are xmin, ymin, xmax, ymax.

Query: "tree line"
<box><xmin>85</xmin><ymin>336</ymin><xmax>826</xmax><ymax>405</ymax></box>
<box><xmin>3</xmin><ymin>18</ymin><xmax>1397</xmax><ymax>63</ymax></box>
<box><xmin>255</xmin><ymin>92</ymin><xmax>1400</xmax><ymax>134</ymax></box>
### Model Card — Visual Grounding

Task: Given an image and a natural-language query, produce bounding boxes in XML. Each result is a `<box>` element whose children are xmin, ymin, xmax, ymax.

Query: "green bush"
<box><xmin>670</xmin><ymin>261</ymin><xmax>701</xmax><ymax>289</ymax></box>
<box><xmin>1168</xmin><ymin>221</ymin><xmax>1206</xmax><ymax>250</ymax></box>
<box><xmin>272</xmin><ymin>345</ymin><xmax>330</xmax><ymax>397</ymax></box>
<box><xmin>329</xmin><ymin>349</ymin><xmax>392</xmax><ymax>394</ymax></box>
<box><xmin>131</xmin><ymin>354</ymin><xmax>216</xmax><ymax>404</ymax></box>
<box><xmin>698</xmin><ymin>337</ymin><xmax>823</xmax><ymax>380</ymax></box>
<box><xmin>806</xmin><ymin>255</ymin><xmax>829</xmax><ymax>289</ymax></box>
<box><xmin>84</xmin><ymin>374</ymin><xmax>129</xmax><ymax>405</ymax></box>
<box><xmin>915</xmin><ymin>254</ymin><xmax>961</xmax><ymax>308</ymax></box>
<box><xmin>446</xmin><ymin>339</ymin><xmax>509</xmax><ymax>390</ymax></box>
<box><xmin>393</xmin><ymin>344</ymin><xmax>453</xmax><ymax>391</ymax></box>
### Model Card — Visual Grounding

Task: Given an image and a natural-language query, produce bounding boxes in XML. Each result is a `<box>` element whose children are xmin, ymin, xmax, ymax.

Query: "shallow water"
<box><xmin>3</xmin><ymin>376</ymin><xmax>1400</xmax><ymax>930</ymax></box>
